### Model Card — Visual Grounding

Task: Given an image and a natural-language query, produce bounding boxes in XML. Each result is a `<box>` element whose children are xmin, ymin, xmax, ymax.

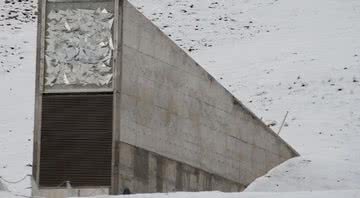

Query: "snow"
<box><xmin>1</xmin><ymin>0</ymin><xmax>360</xmax><ymax>197</ymax></box>
<box><xmin>1</xmin><ymin>190</ymin><xmax>360</xmax><ymax>198</ymax></box>
<box><xmin>0</xmin><ymin>15</ymin><xmax>36</xmax><ymax>198</ymax></box>
<box><xmin>4</xmin><ymin>190</ymin><xmax>360</xmax><ymax>198</ymax></box>
<box><xmin>0</xmin><ymin>191</ymin><xmax>32</xmax><ymax>198</ymax></box>
<box><xmin>74</xmin><ymin>190</ymin><xmax>360</xmax><ymax>198</ymax></box>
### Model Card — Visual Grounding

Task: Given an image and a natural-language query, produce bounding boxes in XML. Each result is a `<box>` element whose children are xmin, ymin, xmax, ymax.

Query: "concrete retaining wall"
<box><xmin>33</xmin><ymin>187</ymin><xmax>109</xmax><ymax>198</ymax></box>
<box><xmin>118</xmin><ymin>142</ymin><xmax>245</xmax><ymax>193</ymax></box>
<box><xmin>118</xmin><ymin>0</ymin><xmax>298</xmax><ymax>192</ymax></box>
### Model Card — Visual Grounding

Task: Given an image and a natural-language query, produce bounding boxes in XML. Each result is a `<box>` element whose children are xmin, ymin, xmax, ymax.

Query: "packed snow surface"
<box><xmin>88</xmin><ymin>190</ymin><xmax>360</xmax><ymax>198</ymax></box>
<box><xmin>0</xmin><ymin>190</ymin><xmax>360</xmax><ymax>198</ymax></box>
<box><xmin>1</xmin><ymin>0</ymin><xmax>360</xmax><ymax>197</ymax></box>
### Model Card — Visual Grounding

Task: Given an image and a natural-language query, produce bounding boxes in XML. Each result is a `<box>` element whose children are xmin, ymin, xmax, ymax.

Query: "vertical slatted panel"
<box><xmin>39</xmin><ymin>94</ymin><xmax>113</xmax><ymax>187</ymax></box>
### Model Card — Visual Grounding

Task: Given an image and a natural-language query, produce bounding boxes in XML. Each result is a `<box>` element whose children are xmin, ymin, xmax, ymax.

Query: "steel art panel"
<box><xmin>45</xmin><ymin>5</ymin><xmax>114</xmax><ymax>91</ymax></box>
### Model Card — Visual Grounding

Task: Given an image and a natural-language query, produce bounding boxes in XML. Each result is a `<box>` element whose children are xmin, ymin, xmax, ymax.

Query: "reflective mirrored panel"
<box><xmin>44</xmin><ymin>0</ymin><xmax>115</xmax><ymax>92</ymax></box>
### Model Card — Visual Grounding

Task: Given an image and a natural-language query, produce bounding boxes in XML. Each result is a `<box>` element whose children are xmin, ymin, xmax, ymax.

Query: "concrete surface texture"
<box><xmin>118</xmin><ymin>142</ymin><xmax>245</xmax><ymax>193</ymax></box>
<box><xmin>33</xmin><ymin>187</ymin><xmax>109</xmax><ymax>198</ymax></box>
<box><xmin>117</xmin><ymin>0</ymin><xmax>298</xmax><ymax>193</ymax></box>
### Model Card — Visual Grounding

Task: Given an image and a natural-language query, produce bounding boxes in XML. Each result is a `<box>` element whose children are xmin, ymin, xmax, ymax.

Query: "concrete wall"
<box><xmin>33</xmin><ymin>187</ymin><xmax>109</xmax><ymax>198</ymax></box>
<box><xmin>118</xmin><ymin>142</ymin><xmax>245</xmax><ymax>193</ymax></box>
<box><xmin>118</xmin><ymin>0</ymin><xmax>298</xmax><ymax>192</ymax></box>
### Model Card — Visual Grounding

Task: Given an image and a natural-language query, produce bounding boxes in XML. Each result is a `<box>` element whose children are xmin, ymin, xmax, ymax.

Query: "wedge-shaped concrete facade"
<box><xmin>33</xmin><ymin>0</ymin><xmax>298</xmax><ymax>197</ymax></box>
<box><xmin>117</xmin><ymin>0</ymin><xmax>298</xmax><ymax>192</ymax></box>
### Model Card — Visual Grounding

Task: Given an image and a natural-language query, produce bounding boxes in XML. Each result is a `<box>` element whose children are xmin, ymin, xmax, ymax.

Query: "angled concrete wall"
<box><xmin>118</xmin><ymin>142</ymin><xmax>245</xmax><ymax>193</ymax></box>
<box><xmin>118</xmin><ymin>0</ymin><xmax>298</xmax><ymax>193</ymax></box>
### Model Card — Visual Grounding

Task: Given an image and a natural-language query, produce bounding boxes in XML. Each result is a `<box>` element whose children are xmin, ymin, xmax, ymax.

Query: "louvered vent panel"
<box><xmin>39</xmin><ymin>94</ymin><xmax>113</xmax><ymax>187</ymax></box>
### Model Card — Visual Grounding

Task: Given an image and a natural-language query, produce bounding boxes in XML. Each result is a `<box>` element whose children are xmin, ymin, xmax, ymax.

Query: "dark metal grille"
<box><xmin>39</xmin><ymin>94</ymin><xmax>113</xmax><ymax>187</ymax></box>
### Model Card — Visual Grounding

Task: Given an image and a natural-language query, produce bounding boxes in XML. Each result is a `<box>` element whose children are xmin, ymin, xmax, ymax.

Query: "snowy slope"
<box><xmin>1</xmin><ymin>190</ymin><xmax>359</xmax><ymax>198</ymax></box>
<box><xmin>74</xmin><ymin>190</ymin><xmax>360</xmax><ymax>198</ymax></box>
<box><xmin>0</xmin><ymin>0</ymin><xmax>37</xmax><ymax>196</ymax></box>
<box><xmin>1</xmin><ymin>0</ymin><xmax>360</xmax><ymax>197</ymax></box>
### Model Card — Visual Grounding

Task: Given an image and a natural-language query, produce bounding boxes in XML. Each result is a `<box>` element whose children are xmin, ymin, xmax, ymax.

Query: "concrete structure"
<box><xmin>33</xmin><ymin>0</ymin><xmax>298</xmax><ymax>197</ymax></box>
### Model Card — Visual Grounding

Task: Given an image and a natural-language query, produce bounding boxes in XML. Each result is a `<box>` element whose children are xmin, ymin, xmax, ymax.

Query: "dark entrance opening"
<box><xmin>39</xmin><ymin>93</ymin><xmax>113</xmax><ymax>187</ymax></box>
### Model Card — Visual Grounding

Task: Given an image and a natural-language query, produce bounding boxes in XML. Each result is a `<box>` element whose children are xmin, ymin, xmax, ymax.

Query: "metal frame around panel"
<box><xmin>32</xmin><ymin>0</ymin><xmax>41</xmax><ymax>187</ymax></box>
<box><xmin>111</xmin><ymin>0</ymin><xmax>123</xmax><ymax>195</ymax></box>
<box><xmin>33</xmin><ymin>0</ymin><xmax>47</xmax><ymax>188</ymax></box>
<box><xmin>35</xmin><ymin>0</ymin><xmax>121</xmax><ymax>193</ymax></box>
<box><xmin>42</xmin><ymin>0</ymin><xmax>115</xmax><ymax>94</ymax></box>
<box><xmin>48</xmin><ymin>0</ymin><xmax>110</xmax><ymax>2</ymax></box>
<box><xmin>43</xmin><ymin>88</ymin><xmax>114</xmax><ymax>94</ymax></box>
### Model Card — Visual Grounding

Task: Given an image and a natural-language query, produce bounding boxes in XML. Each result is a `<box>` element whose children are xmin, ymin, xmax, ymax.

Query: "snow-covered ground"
<box><xmin>0</xmin><ymin>0</ymin><xmax>37</xmax><ymax>196</ymax></box>
<box><xmin>1</xmin><ymin>190</ymin><xmax>360</xmax><ymax>198</ymax></box>
<box><xmin>1</xmin><ymin>0</ymin><xmax>360</xmax><ymax>197</ymax></box>
<box><xmin>77</xmin><ymin>190</ymin><xmax>360</xmax><ymax>198</ymax></box>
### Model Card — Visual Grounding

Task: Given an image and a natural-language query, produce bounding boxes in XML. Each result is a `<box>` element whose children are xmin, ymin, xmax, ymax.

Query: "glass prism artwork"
<box><xmin>45</xmin><ymin>8</ymin><xmax>114</xmax><ymax>91</ymax></box>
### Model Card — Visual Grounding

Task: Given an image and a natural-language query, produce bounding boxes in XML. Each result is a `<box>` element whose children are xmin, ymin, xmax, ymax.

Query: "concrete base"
<box><xmin>32</xmin><ymin>187</ymin><xmax>109</xmax><ymax>198</ymax></box>
<box><xmin>32</xmin><ymin>177</ymin><xmax>109</xmax><ymax>198</ymax></box>
<box><xmin>118</xmin><ymin>142</ymin><xmax>245</xmax><ymax>193</ymax></box>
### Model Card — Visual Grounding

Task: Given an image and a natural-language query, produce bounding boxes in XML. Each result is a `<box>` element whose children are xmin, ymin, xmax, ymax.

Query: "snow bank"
<box><xmin>70</xmin><ymin>190</ymin><xmax>360</xmax><ymax>198</ymax></box>
<box><xmin>4</xmin><ymin>191</ymin><xmax>360</xmax><ymax>198</ymax></box>
<box><xmin>0</xmin><ymin>191</ymin><xmax>30</xmax><ymax>198</ymax></box>
<box><xmin>0</xmin><ymin>182</ymin><xmax>7</xmax><ymax>191</ymax></box>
